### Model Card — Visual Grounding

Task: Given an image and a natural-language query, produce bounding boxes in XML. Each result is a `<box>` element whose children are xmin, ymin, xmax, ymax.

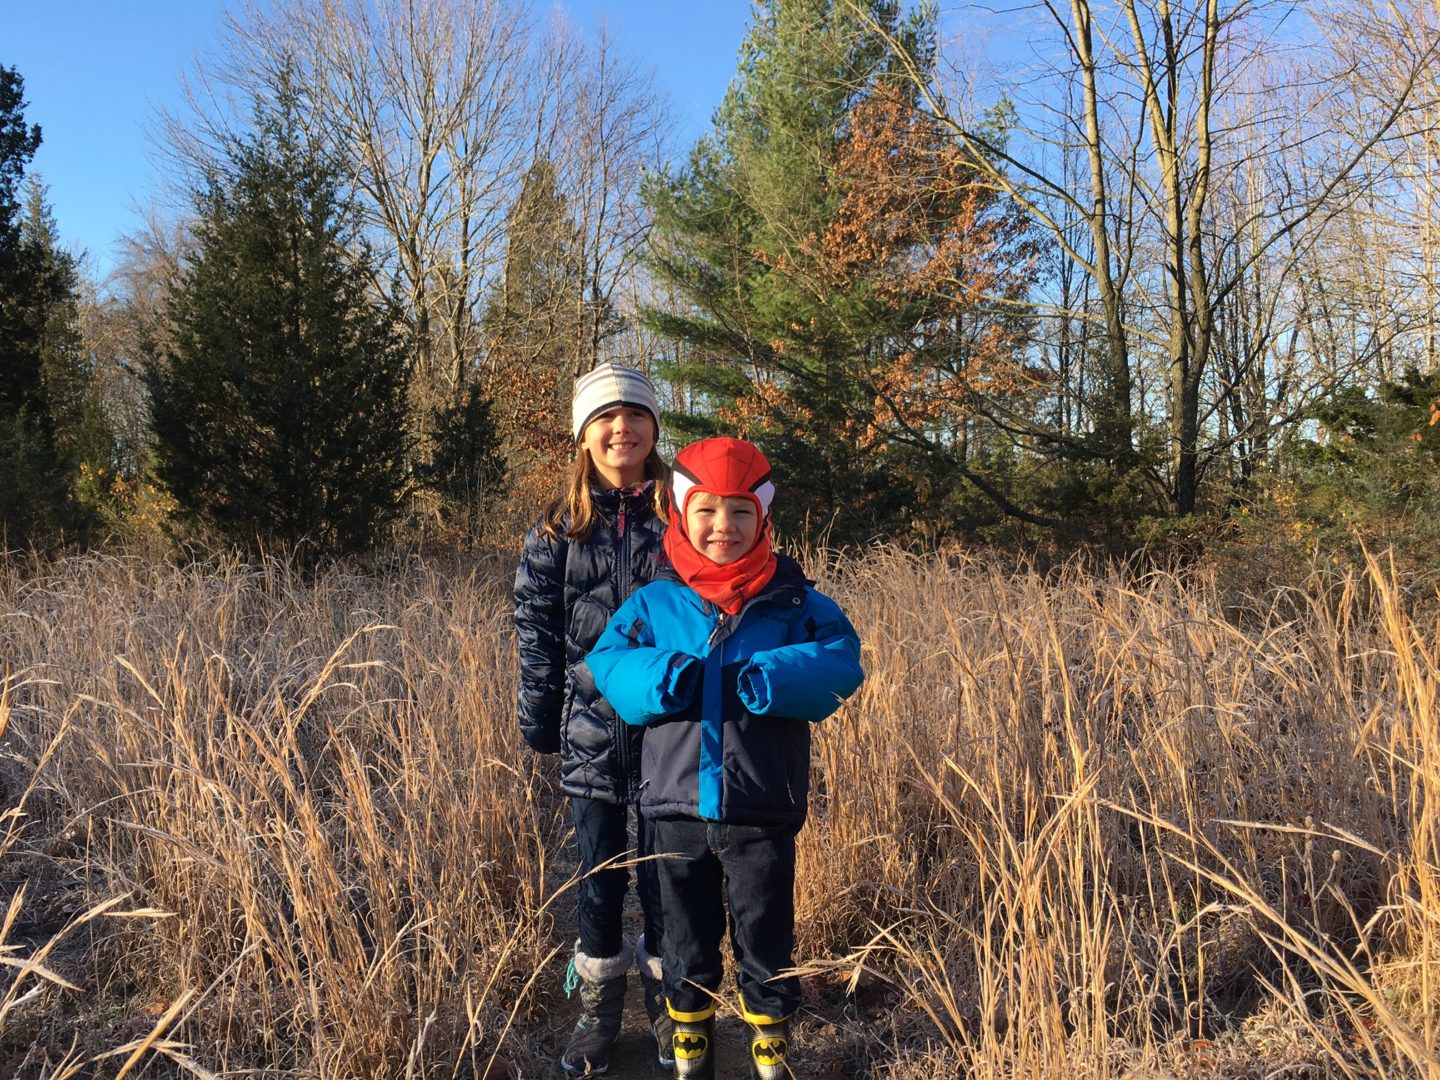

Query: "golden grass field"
<box><xmin>0</xmin><ymin>547</ymin><xmax>1436</xmax><ymax>1078</ymax></box>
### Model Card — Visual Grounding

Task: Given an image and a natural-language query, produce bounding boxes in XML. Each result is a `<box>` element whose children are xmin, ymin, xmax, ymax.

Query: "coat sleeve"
<box><xmin>586</xmin><ymin>591</ymin><xmax>700</xmax><ymax>727</ymax></box>
<box><xmin>514</xmin><ymin>524</ymin><xmax>567</xmax><ymax>754</ymax></box>
<box><xmin>736</xmin><ymin>590</ymin><xmax>864</xmax><ymax>723</ymax></box>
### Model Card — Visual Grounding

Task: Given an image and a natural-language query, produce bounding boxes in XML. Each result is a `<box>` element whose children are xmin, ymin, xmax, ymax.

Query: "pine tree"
<box><xmin>645</xmin><ymin>0</ymin><xmax>893</xmax><ymax>458</ymax></box>
<box><xmin>644</xmin><ymin>2</ymin><xmax>1044</xmax><ymax>541</ymax></box>
<box><xmin>0</xmin><ymin>68</ymin><xmax>112</xmax><ymax>548</ymax></box>
<box><xmin>0</xmin><ymin>67</ymin><xmax>39</xmax><ymax>243</ymax></box>
<box><xmin>145</xmin><ymin>81</ymin><xmax>411</xmax><ymax>561</ymax></box>
<box><xmin>480</xmin><ymin>158</ymin><xmax>589</xmax><ymax>507</ymax></box>
<box><xmin>417</xmin><ymin>379</ymin><xmax>507</xmax><ymax>543</ymax></box>
<box><xmin>1280</xmin><ymin>367</ymin><xmax>1440</xmax><ymax>573</ymax></box>
<box><xmin>22</xmin><ymin>180</ymin><xmax>119</xmax><ymax>544</ymax></box>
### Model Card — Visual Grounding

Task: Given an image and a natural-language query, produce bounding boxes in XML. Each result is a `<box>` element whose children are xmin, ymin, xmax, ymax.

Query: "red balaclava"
<box><xmin>664</xmin><ymin>437</ymin><xmax>778</xmax><ymax>615</ymax></box>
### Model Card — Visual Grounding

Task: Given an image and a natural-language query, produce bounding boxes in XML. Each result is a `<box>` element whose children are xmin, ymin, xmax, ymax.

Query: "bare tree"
<box><xmin>1319</xmin><ymin>0</ymin><xmax>1440</xmax><ymax>376</ymax></box>
<box><xmin>543</xmin><ymin>18</ymin><xmax>672</xmax><ymax>374</ymax></box>
<box><xmin>155</xmin><ymin>0</ymin><xmax>672</xmax><ymax>498</ymax></box>
<box><xmin>1202</xmin><ymin>0</ymin><xmax>1440</xmax><ymax>483</ymax></box>
<box><xmin>217</xmin><ymin>0</ymin><xmax>535</xmax><ymax>419</ymax></box>
<box><xmin>858</xmin><ymin>0</ymin><xmax>1440</xmax><ymax>514</ymax></box>
<box><xmin>80</xmin><ymin>211</ymin><xmax>192</xmax><ymax>478</ymax></box>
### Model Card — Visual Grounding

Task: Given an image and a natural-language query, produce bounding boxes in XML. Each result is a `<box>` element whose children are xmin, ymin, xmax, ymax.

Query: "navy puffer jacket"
<box><xmin>513</xmin><ymin>482</ymin><xmax>668</xmax><ymax>804</ymax></box>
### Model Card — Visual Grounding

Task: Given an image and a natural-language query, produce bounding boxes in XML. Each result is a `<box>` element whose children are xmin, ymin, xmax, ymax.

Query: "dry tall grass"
<box><xmin>799</xmin><ymin>549</ymin><xmax>1439</xmax><ymax>1078</ymax></box>
<box><xmin>0</xmin><ymin>548</ymin><xmax>1436</xmax><ymax>1077</ymax></box>
<box><xmin>1</xmin><ymin>554</ymin><xmax>560</xmax><ymax>1078</ymax></box>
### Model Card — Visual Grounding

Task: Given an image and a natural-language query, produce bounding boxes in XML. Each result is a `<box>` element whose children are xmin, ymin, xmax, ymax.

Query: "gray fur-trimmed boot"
<box><xmin>559</xmin><ymin>939</ymin><xmax>632</xmax><ymax>1077</ymax></box>
<box><xmin>634</xmin><ymin>937</ymin><xmax>675</xmax><ymax>1070</ymax></box>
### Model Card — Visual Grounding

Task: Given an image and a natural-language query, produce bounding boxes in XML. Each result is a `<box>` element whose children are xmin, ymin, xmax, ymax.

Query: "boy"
<box><xmin>586</xmin><ymin>437</ymin><xmax>865</xmax><ymax>1080</ymax></box>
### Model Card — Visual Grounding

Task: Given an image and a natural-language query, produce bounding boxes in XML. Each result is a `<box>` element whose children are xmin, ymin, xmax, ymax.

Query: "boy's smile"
<box><xmin>685</xmin><ymin>491</ymin><xmax>760</xmax><ymax>566</ymax></box>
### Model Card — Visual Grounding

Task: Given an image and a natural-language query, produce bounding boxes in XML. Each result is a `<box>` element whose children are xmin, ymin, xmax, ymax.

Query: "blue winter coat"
<box><xmin>586</xmin><ymin>554</ymin><xmax>863</xmax><ymax>826</ymax></box>
<box><xmin>513</xmin><ymin>483</ymin><xmax>667</xmax><ymax>804</ymax></box>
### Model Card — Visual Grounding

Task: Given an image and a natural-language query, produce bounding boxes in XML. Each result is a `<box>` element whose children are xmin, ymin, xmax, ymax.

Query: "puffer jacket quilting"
<box><xmin>586</xmin><ymin>554</ymin><xmax>864</xmax><ymax>826</ymax></box>
<box><xmin>514</xmin><ymin>483</ymin><xmax>668</xmax><ymax>804</ymax></box>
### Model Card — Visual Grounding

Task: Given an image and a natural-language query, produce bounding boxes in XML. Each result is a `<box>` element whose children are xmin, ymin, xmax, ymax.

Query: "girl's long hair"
<box><xmin>541</xmin><ymin>446</ymin><xmax>670</xmax><ymax>541</ymax></box>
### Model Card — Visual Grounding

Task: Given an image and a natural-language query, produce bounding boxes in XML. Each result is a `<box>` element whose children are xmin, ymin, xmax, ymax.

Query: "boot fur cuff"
<box><xmin>573</xmin><ymin>939</ymin><xmax>634</xmax><ymax>982</ymax></box>
<box><xmin>635</xmin><ymin>936</ymin><xmax>664</xmax><ymax>981</ymax></box>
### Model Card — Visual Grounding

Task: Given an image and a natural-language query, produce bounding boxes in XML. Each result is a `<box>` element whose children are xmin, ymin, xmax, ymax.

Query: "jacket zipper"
<box><xmin>616</xmin><ymin>489</ymin><xmax>635</xmax><ymax>796</ymax></box>
<box><xmin>706</xmin><ymin>610</ymin><xmax>729</xmax><ymax>652</ymax></box>
<box><xmin>617</xmin><ymin>489</ymin><xmax>634</xmax><ymax>604</ymax></box>
<box><xmin>704</xmin><ymin>585</ymin><xmax>799</xmax><ymax>652</ymax></box>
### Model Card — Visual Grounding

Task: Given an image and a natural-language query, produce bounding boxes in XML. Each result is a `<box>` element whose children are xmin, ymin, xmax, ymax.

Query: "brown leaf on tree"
<box><xmin>802</xmin><ymin>83</ymin><xmax>1043</xmax><ymax>434</ymax></box>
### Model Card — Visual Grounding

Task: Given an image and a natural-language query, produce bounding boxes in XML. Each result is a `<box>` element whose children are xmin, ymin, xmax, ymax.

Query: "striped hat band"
<box><xmin>571</xmin><ymin>363</ymin><xmax>661</xmax><ymax>441</ymax></box>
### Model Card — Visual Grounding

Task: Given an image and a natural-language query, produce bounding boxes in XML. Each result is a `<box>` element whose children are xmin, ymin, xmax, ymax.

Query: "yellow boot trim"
<box><xmin>666</xmin><ymin>999</ymin><xmax>717</xmax><ymax>1023</ymax></box>
<box><xmin>739</xmin><ymin>994</ymin><xmax>790</xmax><ymax>1026</ymax></box>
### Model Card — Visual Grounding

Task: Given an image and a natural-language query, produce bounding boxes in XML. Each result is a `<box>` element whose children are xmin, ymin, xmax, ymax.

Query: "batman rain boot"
<box><xmin>747</xmin><ymin>1014</ymin><xmax>792</xmax><ymax>1080</ymax></box>
<box><xmin>668</xmin><ymin>1001</ymin><xmax>716</xmax><ymax>1080</ymax></box>
<box><xmin>559</xmin><ymin>940</ymin><xmax>632</xmax><ymax>1077</ymax></box>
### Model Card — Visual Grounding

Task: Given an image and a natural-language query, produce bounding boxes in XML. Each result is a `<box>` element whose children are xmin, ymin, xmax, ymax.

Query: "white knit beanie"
<box><xmin>571</xmin><ymin>363</ymin><xmax>661</xmax><ymax>442</ymax></box>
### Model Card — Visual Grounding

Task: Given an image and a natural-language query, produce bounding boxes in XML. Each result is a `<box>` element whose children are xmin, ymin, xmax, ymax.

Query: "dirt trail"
<box><xmin>566</xmin><ymin>996</ymin><xmax>753</xmax><ymax>1079</ymax></box>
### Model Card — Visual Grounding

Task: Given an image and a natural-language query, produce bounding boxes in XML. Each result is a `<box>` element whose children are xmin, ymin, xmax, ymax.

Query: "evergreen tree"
<box><xmin>0</xmin><ymin>66</ymin><xmax>52</xmax><ymax>548</ymax></box>
<box><xmin>23</xmin><ymin>182</ymin><xmax>114</xmax><ymax>471</ymax></box>
<box><xmin>417</xmin><ymin>378</ymin><xmax>507</xmax><ymax>543</ymax></box>
<box><xmin>646</xmin><ymin>0</ymin><xmax>896</xmax><ymax>536</ymax></box>
<box><xmin>0</xmin><ymin>68</ymin><xmax>111</xmax><ymax>548</ymax></box>
<box><xmin>22</xmin><ymin>180</ymin><xmax>118</xmax><ymax>541</ymax></box>
<box><xmin>1275</xmin><ymin>368</ymin><xmax>1440</xmax><ymax>574</ymax></box>
<box><xmin>0</xmin><ymin>67</ymin><xmax>39</xmax><ymax>245</ymax></box>
<box><xmin>644</xmin><ymin>0</ymin><xmax>1038</xmax><ymax>541</ymax></box>
<box><xmin>480</xmin><ymin>158</ymin><xmax>589</xmax><ymax>503</ymax></box>
<box><xmin>145</xmin><ymin>82</ymin><xmax>411</xmax><ymax>561</ymax></box>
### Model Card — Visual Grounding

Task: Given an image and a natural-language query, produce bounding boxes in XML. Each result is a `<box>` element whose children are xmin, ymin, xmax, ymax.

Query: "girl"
<box><xmin>513</xmin><ymin>363</ymin><xmax>672</xmax><ymax>1075</ymax></box>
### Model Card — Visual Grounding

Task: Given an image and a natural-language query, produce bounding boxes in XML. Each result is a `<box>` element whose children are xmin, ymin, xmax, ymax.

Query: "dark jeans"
<box><xmin>650</xmin><ymin>816</ymin><xmax>800</xmax><ymax>1020</ymax></box>
<box><xmin>571</xmin><ymin>796</ymin><xmax>663</xmax><ymax>961</ymax></box>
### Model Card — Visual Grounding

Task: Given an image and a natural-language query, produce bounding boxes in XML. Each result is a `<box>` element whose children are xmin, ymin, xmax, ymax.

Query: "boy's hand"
<box><xmin>736</xmin><ymin>664</ymin><xmax>770</xmax><ymax>713</ymax></box>
<box><xmin>732</xmin><ymin>632</ymin><xmax>863</xmax><ymax>723</ymax></box>
<box><xmin>658</xmin><ymin>653</ymin><xmax>702</xmax><ymax>715</ymax></box>
<box><xmin>674</xmin><ymin>655</ymin><xmax>702</xmax><ymax>695</ymax></box>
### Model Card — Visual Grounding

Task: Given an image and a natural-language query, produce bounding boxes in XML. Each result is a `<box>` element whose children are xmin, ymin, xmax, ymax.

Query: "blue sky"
<box><xmin>7</xmin><ymin>1</ymin><xmax>755</xmax><ymax>279</ymax></box>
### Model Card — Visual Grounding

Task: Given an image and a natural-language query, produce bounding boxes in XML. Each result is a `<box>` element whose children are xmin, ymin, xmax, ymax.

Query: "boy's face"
<box><xmin>685</xmin><ymin>491</ymin><xmax>760</xmax><ymax>566</ymax></box>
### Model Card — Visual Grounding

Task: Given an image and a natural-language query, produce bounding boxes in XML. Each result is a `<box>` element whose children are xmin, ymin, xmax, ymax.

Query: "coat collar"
<box><xmin>657</xmin><ymin>550</ymin><xmax>811</xmax><ymax>609</ymax></box>
<box><xmin>590</xmin><ymin>479</ymin><xmax>654</xmax><ymax>515</ymax></box>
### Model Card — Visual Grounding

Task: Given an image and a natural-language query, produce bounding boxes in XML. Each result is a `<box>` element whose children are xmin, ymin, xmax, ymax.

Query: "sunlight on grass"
<box><xmin>0</xmin><ymin>548</ymin><xmax>1436</xmax><ymax>1077</ymax></box>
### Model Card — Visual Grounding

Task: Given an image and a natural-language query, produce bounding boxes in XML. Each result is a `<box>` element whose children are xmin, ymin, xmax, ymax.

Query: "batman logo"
<box><xmin>752</xmin><ymin>1036</ymin><xmax>788</xmax><ymax>1063</ymax></box>
<box><xmin>674</xmin><ymin>1033</ymin><xmax>710</xmax><ymax>1059</ymax></box>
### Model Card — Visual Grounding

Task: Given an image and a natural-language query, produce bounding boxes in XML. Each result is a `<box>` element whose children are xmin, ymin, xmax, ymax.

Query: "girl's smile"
<box><xmin>582</xmin><ymin>406</ymin><xmax>656</xmax><ymax>488</ymax></box>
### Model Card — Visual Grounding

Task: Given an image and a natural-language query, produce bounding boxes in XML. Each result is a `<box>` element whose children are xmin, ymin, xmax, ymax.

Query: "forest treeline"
<box><xmin>3</xmin><ymin>0</ymin><xmax>1439</xmax><ymax>570</ymax></box>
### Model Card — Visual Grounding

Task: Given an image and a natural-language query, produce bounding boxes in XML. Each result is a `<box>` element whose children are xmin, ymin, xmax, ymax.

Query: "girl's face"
<box><xmin>582</xmin><ymin>406</ymin><xmax>656</xmax><ymax>489</ymax></box>
<box><xmin>684</xmin><ymin>491</ymin><xmax>760</xmax><ymax>566</ymax></box>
